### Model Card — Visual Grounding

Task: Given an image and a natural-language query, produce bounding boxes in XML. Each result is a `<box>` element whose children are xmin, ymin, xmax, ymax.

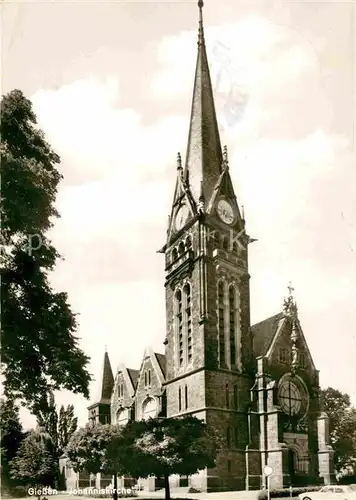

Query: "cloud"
<box><xmin>32</xmin><ymin>77</ymin><xmax>188</xmax><ymax>186</ymax></box>
<box><xmin>23</xmin><ymin>11</ymin><xmax>355</xmax><ymax>433</ymax></box>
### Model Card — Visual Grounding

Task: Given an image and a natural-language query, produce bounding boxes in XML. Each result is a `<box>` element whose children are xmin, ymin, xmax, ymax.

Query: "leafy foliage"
<box><xmin>67</xmin><ymin>416</ymin><xmax>219</xmax><ymax>500</ymax></box>
<box><xmin>10</xmin><ymin>429</ymin><xmax>55</xmax><ymax>488</ymax></box>
<box><xmin>66</xmin><ymin>423</ymin><xmax>127</xmax><ymax>500</ymax></box>
<box><xmin>122</xmin><ymin>416</ymin><xmax>219</xmax><ymax>500</ymax></box>
<box><xmin>321</xmin><ymin>387</ymin><xmax>356</xmax><ymax>473</ymax></box>
<box><xmin>35</xmin><ymin>392</ymin><xmax>78</xmax><ymax>488</ymax></box>
<box><xmin>0</xmin><ymin>89</ymin><xmax>91</xmax><ymax>412</ymax></box>
<box><xmin>126</xmin><ymin>416</ymin><xmax>218</xmax><ymax>478</ymax></box>
<box><xmin>0</xmin><ymin>398</ymin><xmax>26</xmax><ymax>490</ymax></box>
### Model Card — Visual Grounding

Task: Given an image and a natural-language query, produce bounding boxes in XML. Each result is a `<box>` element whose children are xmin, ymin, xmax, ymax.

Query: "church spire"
<box><xmin>184</xmin><ymin>0</ymin><xmax>223</xmax><ymax>206</ymax></box>
<box><xmin>96</xmin><ymin>350</ymin><xmax>114</xmax><ymax>404</ymax></box>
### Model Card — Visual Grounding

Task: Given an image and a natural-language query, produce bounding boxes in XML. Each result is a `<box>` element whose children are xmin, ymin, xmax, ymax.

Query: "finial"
<box><xmin>241</xmin><ymin>205</ymin><xmax>245</xmax><ymax>219</ymax></box>
<box><xmin>177</xmin><ymin>152</ymin><xmax>182</xmax><ymax>171</ymax></box>
<box><xmin>283</xmin><ymin>282</ymin><xmax>298</xmax><ymax>319</ymax></box>
<box><xmin>222</xmin><ymin>145</ymin><xmax>229</xmax><ymax>170</ymax></box>
<box><xmin>197</xmin><ymin>0</ymin><xmax>205</xmax><ymax>46</ymax></box>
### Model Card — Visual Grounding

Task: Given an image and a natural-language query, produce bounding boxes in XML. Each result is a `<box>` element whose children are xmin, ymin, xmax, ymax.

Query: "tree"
<box><xmin>0</xmin><ymin>89</ymin><xmax>91</xmax><ymax>413</ymax></box>
<box><xmin>66</xmin><ymin>423</ymin><xmax>127</xmax><ymax>500</ymax></box>
<box><xmin>321</xmin><ymin>387</ymin><xmax>356</xmax><ymax>474</ymax></box>
<box><xmin>122</xmin><ymin>416</ymin><xmax>220</xmax><ymax>500</ymax></box>
<box><xmin>10</xmin><ymin>429</ymin><xmax>55</xmax><ymax>500</ymax></box>
<box><xmin>35</xmin><ymin>392</ymin><xmax>78</xmax><ymax>488</ymax></box>
<box><xmin>58</xmin><ymin>404</ymin><xmax>78</xmax><ymax>455</ymax></box>
<box><xmin>0</xmin><ymin>398</ymin><xmax>25</xmax><ymax>491</ymax></box>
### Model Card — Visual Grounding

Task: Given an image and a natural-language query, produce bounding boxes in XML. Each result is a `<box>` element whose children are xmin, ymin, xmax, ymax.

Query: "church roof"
<box><xmin>127</xmin><ymin>368</ymin><xmax>140</xmax><ymax>389</ymax></box>
<box><xmin>183</xmin><ymin>0</ymin><xmax>223</xmax><ymax>205</ymax></box>
<box><xmin>95</xmin><ymin>351</ymin><xmax>114</xmax><ymax>404</ymax></box>
<box><xmin>154</xmin><ymin>352</ymin><xmax>166</xmax><ymax>377</ymax></box>
<box><xmin>251</xmin><ymin>312</ymin><xmax>284</xmax><ymax>357</ymax></box>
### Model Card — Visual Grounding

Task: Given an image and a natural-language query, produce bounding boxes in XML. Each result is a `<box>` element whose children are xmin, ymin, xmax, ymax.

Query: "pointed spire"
<box><xmin>222</xmin><ymin>145</ymin><xmax>229</xmax><ymax>170</ymax></box>
<box><xmin>184</xmin><ymin>0</ymin><xmax>223</xmax><ymax>205</ymax></box>
<box><xmin>96</xmin><ymin>350</ymin><xmax>114</xmax><ymax>404</ymax></box>
<box><xmin>177</xmin><ymin>152</ymin><xmax>182</xmax><ymax>172</ymax></box>
<box><xmin>198</xmin><ymin>0</ymin><xmax>205</xmax><ymax>46</ymax></box>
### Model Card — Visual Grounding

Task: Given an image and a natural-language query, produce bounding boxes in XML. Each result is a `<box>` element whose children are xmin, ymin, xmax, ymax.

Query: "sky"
<box><xmin>1</xmin><ymin>0</ymin><xmax>355</xmax><ymax>430</ymax></box>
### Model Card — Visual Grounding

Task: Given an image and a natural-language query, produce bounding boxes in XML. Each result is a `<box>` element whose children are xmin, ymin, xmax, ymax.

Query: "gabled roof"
<box><xmin>127</xmin><ymin>368</ymin><xmax>140</xmax><ymax>389</ymax></box>
<box><xmin>155</xmin><ymin>353</ymin><xmax>166</xmax><ymax>377</ymax></box>
<box><xmin>251</xmin><ymin>312</ymin><xmax>284</xmax><ymax>358</ymax></box>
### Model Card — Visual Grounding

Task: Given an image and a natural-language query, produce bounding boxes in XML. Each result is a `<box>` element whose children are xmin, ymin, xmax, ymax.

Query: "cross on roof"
<box><xmin>287</xmin><ymin>281</ymin><xmax>294</xmax><ymax>296</ymax></box>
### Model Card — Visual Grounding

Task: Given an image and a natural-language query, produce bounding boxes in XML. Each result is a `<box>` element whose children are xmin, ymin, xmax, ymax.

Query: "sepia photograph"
<box><xmin>1</xmin><ymin>0</ymin><xmax>355</xmax><ymax>499</ymax></box>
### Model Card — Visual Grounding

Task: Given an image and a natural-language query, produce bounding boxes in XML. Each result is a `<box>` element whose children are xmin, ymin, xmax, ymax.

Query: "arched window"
<box><xmin>142</xmin><ymin>398</ymin><xmax>158</xmax><ymax>420</ymax></box>
<box><xmin>172</xmin><ymin>248</ymin><xmax>178</xmax><ymax>262</ymax></box>
<box><xmin>184</xmin><ymin>283</ymin><xmax>192</xmax><ymax>363</ymax></box>
<box><xmin>186</xmin><ymin>235</ymin><xmax>192</xmax><ymax>250</ymax></box>
<box><xmin>117</xmin><ymin>408</ymin><xmax>129</xmax><ymax>427</ymax></box>
<box><xmin>148</xmin><ymin>369</ymin><xmax>151</xmax><ymax>386</ymax></box>
<box><xmin>144</xmin><ymin>372</ymin><xmax>147</xmax><ymax>387</ymax></box>
<box><xmin>217</xmin><ymin>281</ymin><xmax>225</xmax><ymax>367</ymax></box>
<box><xmin>175</xmin><ymin>289</ymin><xmax>183</xmax><ymax>367</ymax></box>
<box><xmin>225</xmin><ymin>383</ymin><xmax>230</xmax><ymax>408</ymax></box>
<box><xmin>223</xmin><ymin>236</ymin><xmax>229</xmax><ymax>251</ymax></box>
<box><xmin>229</xmin><ymin>286</ymin><xmax>236</xmax><ymax>367</ymax></box>
<box><xmin>178</xmin><ymin>241</ymin><xmax>185</xmax><ymax>255</ymax></box>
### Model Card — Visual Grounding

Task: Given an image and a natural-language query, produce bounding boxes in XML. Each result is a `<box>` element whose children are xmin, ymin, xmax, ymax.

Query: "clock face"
<box><xmin>175</xmin><ymin>205</ymin><xmax>189</xmax><ymax>231</ymax></box>
<box><xmin>217</xmin><ymin>199</ymin><xmax>235</xmax><ymax>224</ymax></box>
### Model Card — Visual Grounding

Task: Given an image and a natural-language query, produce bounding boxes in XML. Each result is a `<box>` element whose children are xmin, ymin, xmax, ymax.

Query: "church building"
<box><xmin>64</xmin><ymin>1</ymin><xmax>335</xmax><ymax>493</ymax></box>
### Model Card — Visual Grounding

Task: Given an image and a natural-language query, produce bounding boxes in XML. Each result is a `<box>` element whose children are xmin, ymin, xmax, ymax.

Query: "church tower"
<box><xmin>160</xmin><ymin>1</ymin><xmax>255</xmax><ymax>491</ymax></box>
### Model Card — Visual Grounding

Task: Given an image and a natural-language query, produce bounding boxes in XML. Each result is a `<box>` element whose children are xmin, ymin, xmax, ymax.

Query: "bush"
<box><xmin>188</xmin><ymin>487</ymin><xmax>201</xmax><ymax>493</ymax></box>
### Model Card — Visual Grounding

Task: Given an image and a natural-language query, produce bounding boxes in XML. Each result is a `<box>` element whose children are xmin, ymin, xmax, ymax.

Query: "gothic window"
<box><xmin>225</xmin><ymin>384</ymin><xmax>230</xmax><ymax>408</ymax></box>
<box><xmin>300</xmin><ymin>352</ymin><xmax>306</xmax><ymax>368</ymax></box>
<box><xmin>217</xmin><ymin>281</ymin><xmax>225</xmax><ymax>367</ymax></box>
<box><xmin>175</xmin><ymin>289</ymin><xmax>184</xmax><ymax>367</ymax></box>
<box><xmin>118</xmin><ymin>383</ymin><xmax>124</xmax><ymax>397</ymax></box>
<box><xmin>142</xmin><ymin>398</ymin><xmax>158</xmax><ymax>420</ymax></box>
<box><xmin>233</xmin><ymin>385</ymin><xmax>239</xmax><ymax>409</ymax></box>
<box><xmin>184</xmin><ymin>283</ymin><xmax>192</xmax><ymax>363</ymax></box>
<box><xmin>144</xmin><ymin>371</ymin><xmax>148</xmax><ymax>387</ymax></box>
<box><xmin>279</xmin><ymin>348</ymin><xmax>289</xmax><ymax>364</ymax></box>
<box><xmin>278</xmin><ymin>380</ymin><xmax>302</xmax><ymax>416</ymax></box>
<box><xmin>148</xmin><ymin>369</ymin><xmax>151</xmax><ymax>386</ymax></box>
<box><xmin>172</xmin><ymin>248</ymin><xmax>178</xmax><ymax>262</ymax></box>
<box><xmin>185</xmin><ymin>385</ymin><xmax>188</xmax><ymax>409</ymax></box>
<box><xmin>117</xmin><ymin>408</ymin><xmax>129</xmax><ymax>427</ymax></box>
<box><xmin>178</xmin><ymin>387</ymin><xmax>182</xmax><ymax>412</ymax></box>
<box><xmin>223</xmin><ymin>235</ymin><xmax>229</xmax><ymax>251</ymax></box>
<box><xmin>229</xmin><ymin>286</ymin><xmax>236</xmax><ymax>366</ymax></box>
<box><xmin>178</xmin><ymin>241</ymin><xmax>185</xmax><ymax>255</ymax></box>
<box><xmin>186</xmin><ymin>235</ymin><xmax>192</xmax><ymax>250</ymax></box>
